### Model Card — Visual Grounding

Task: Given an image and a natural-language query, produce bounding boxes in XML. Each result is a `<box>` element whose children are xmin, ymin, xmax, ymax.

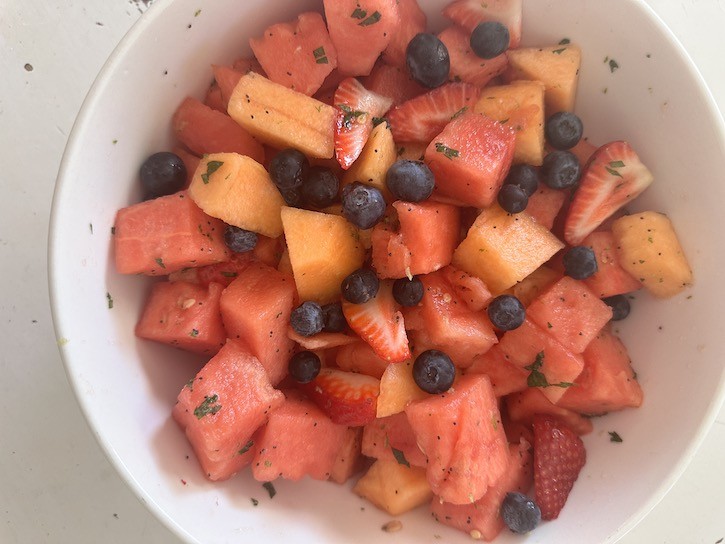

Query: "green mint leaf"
<box><xmin>194</xmin><ymin>9</ymin><xmax>201</xmax><ymax>16</ymax></box>
<box><xmin>220</xmin><ymin>271</ymin><xmax>238</xmax><ymax>278</ymax></box>
<box><xmin>435</xmin><ymin>143</ymin><xmax>459</xmax><ymax>160</ymax></box>
<box><xmin>450</xmin><ymin>106</ymin><xmax>468</xmax><ymax>120</ymax></box>
<box><xmin>359</xmin><ymin>10</ymin><xmax>381</xmax><ymax>26</ymax></box>
<box><xmin>155</xmin><ymin>257</ymin><xmax>166</xmax><ymax>269</ymax></box>
<box><xmin>605</xmin><ymin>166</ymin><xmax>624</xmax><ymax>178</ymax></box>
<box><xmin>609</xmin><ymin>59</ymin><xmax>619</xmax><ymax>73</ymax></box>
<box><xmin>524</xmin><ymin>352</ymin><xmax>545</xmax><ymax>372</ymax></box>
<box><xmin>194</xmin><ymin>394</ymin><xmax>222</xmax><ymax>419</ymax></box>
<box><xmin>351</xmin><ymin>7</ymin><xmax>367</xmax><ymax>19</ymax></box>
<box><xmin>609</xmin><ymin>160</ymin><xmax>625</xmax><ymax>168</ymax></box>
<box><xmin>609</xmin><ymin>431</ymin><xmax>623</xmax><ymax>443</ymax></box>
<box><xmin>527</xmin><ymin>370</ymin><xmax>549</xmax><ymax>388</ymax></box>
<box><xmin>313</xmin><ymin>46</ymin><xmax>328</xmax><ymax>64</ymax></box>
<box><xmin>391</xmin><ymin>447</ymin><xmax>410</xmax><ymax>468</ymax></box>
<box><xmin>250</xmin><ymin>498</ymin><xmax>259</xmax><ymax>506</ymax></box>
<box><xmin>201</xmin><ymin>160</ymin><xmax>224</xmax><ymax>184</ymax></box>
<box><xmin>185</xmin><ymin>378</ymin><xmax>194</xmax><ymax>391</ymax></box>
<box><xmin>238</xmin><ymin>440</ymin><xmax>254</xmax><ymax>455</ymax></box>
<box><xmin>559</xmin><ymin>38</ymin><xmax>571</xmax><ymax>45</ymax></box>
<box><xmin>111</xmin><ymin>226</ymin><xmax>116</xmax><ymax>235</ymax></box>
<box><xmin>552</xmin><ymin>47</ymin><xmax>566</xmax><ymax>55</ymax></box>
<box><xmin>262</xmin><ymin>482</ymin><xmax>276</xmax><ymax>499</ymax></box>
<box><xmin>338</xmin><ymin>104</ymin><xmax>367</xmax><ymax>129</ymax></box>
<box><xmin>189</xmin><ymin>328</ymin><xmax>199</xmax><ymax>338</ymax></box>
<box><xmin>372</xmin><ymin>116</ymin><xmax>389</xmax><ymax>128</ymax></box>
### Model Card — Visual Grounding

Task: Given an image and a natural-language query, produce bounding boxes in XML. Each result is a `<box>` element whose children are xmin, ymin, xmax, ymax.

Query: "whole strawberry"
<box><xmin>533</xmin><ymin>415</ymin><xmax>587</xmax><ymax>520</ymax></box>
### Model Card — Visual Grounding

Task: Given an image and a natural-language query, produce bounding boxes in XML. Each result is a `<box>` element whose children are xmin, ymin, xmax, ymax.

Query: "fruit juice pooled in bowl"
<box><xmin>112</xmin><ymin>0</ymin><xmax>693</xmax><ymax>539</ymax></box>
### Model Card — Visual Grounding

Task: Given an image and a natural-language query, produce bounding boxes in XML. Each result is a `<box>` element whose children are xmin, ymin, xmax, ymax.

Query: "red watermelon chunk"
<box><xmin>438</xmin><ymin>25</ymin><xmax>508</xmax><ymax>87</ymax></box>
<box><xmin>335</xmin><ymin>341</ymin><xmax>390</xmax><ymax>379</ymax></box>
<box><xmin>497</xmin><ymin>319</ymin><xmax>584</xmax><ymax>404</ymax></box>
<box><xmin>442</xmin><ymin>0</ymin><xmax>523</xmax><ymax>48</ymax></box>
<box><xmin>212</xmin><ymin>65</ymin><xmax>243</xmax><ymax>110</ymax></box>
<box><xmin>424</xmin><ymin>111</ymin><xmax>516</xmax><ymax>208</ymax></box>
<box><xmin>465</xmin><ymin>345</ymin><xmax>528</xmax><ymax>397</ymax></box>
<box><xmin>505</xmin><ymin>387</ymin><xmax>594</xmax><ymax>435</ymax></box>
<box><xmin>362</xmin><ymin>412</ymin><xmax>428</xmax><ymax>468</ymax></box>
<box><xmin>387</xmin><ymin>82</ymin><xmax>481</xmax><ymax>144</ymax></box>
<box><xmin>381</xmin><ymin>0</ymin><xmax>427</xmax><ymax>68</ymax></box>
<box><xmin>527</xmin><ymin>276</ymin><xmax>613</xmax><ymax>354</ymax></box>
<box><xmin>323</xmin><ymin>0</ymin><xmax>400</xmax><ymax>76</ymax></box>
<box><xmin>252</xmin><ymin>390</ymin><xmax>348</xmax><ymax>481</ymax></box>
<box><xmin>430</xmin><ymin>438</ymin><xmax>533</xmax><ymax>541</ymax></box>
<box><xmin>405</xmin><ymin>374</ymin><xmax>510</xmax><ymax>504</ymax></box>
<box><xmin>203</xmin><ymin>83</ymin><xmax>225</xmax><ymax>113</ymax></box>
<box><xmin>250</xmin><ymin>12</ymin><xmax>338</xmax><ymax>96</ymax></box>
<box><xmin>329</xmin><ymin>427</ymin><xmax>365</xmax><ymax>484</ymax></box>
<box><xmin>135</xmin><ymin>280</ymin><xmax>226</xmax><ymax>355</ymax></box>
<box><xmin>557</xmin><ymin>326</ymin><xmax>643</xmax><ymax>415</ymax></box>
<box><xmin>363</xmin><ymin>62</ymin><xmax>426</xmax><ymax>106</ymax></box>
<box><xmin>440</xmin><ymin>265</ymin><xmax>493</xmax><ymax>312</ymax></box>
<box><xmin>219</xmin><ymin>262</ymin><xmax>296</xmax><ymax>385</ymax></box>
<box><xmin>407</xmin><ymin>270</ymin><xmax>498</xmax><ymax>368</ymax></box>
<box><xmin>372</xmin><ymin>200</ymin><xmax>460</xmax><ymax>279</ymax></box>
<box><xmin>113</xmin><ymin>191</ymin><xmax>230</xmax><ymax>276</ymax></box>
<box><xmin>172</xmin><ymin>97</ymin><xmax>264</xmax><ymax>163</ymax></box>
<box><xmin>172</xmin><ymin>340</ymin><xmax>284</xmax><ymax>481</ymax></box>
<box><xmin>526</xmin><ymin>183</ymin><xmax>568</xmax><ymax>231</ymax></box>
<box><xmin>232</xmin><ymin>56</ymin><xmax>266</xmax><ymax>76</ymax></box>
<box><xmin>581</xmin><ymin>231</ymin><xmax>642</xmax><ymax>298</ymax></box>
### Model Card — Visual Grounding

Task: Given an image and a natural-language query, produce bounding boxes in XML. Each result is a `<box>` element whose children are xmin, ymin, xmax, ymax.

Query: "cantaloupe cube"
<box><xmin>227</xmin><ymin>71</ymin><xmax>336</xmax><ymax>158</ymax></box>
<box><xmin>611</xmin><ymin>211</ymin><xmax>693</xmax><ymax>297</ymax></box>
<box><xmin>503</xmin><ymin>44</ymin><xmax>581</xmax><ymax>115</ymax></box>
<box><xmin>353</xmin><ymin>459</ymin><xmax>433</xmax><ymax>516</ymax></box>
<box><xmin>376</xmin><ymin>360</ymin><xmax>428</xmax><ymax>418</ymax></box>
<box><xmin>281</xmin><ymin>207</ymin><xmax>366</xmax><ymax>304</ymax></box>
<box><xmin>474</xmin><ymin>80</ymin><xmax>546</xmax><ymax>165</ymax></box>
<box><xmin>342</xmin><ymin>121</ymin><xmax>397</xmax><ymax>200</ymax></box>
<box><xmin>188</xmin><ymin>153</ymin><xmax>285</xmax><ymax>237</ymax></box>
<box><xmin>452</xmin><ymin>205</ymin><xmax>564</xmax><ymax>293</ymax></box>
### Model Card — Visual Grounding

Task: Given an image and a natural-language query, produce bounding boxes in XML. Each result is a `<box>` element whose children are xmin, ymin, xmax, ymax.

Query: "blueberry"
<box><xmin>501</xmin><ymin>492</ymin><xmax>541</xmax><ymax>534</ymax></box>
<box><xmin>322</xmin><ymin>302</ymin><xmax>347</xmax><ymax>332</ymax></box>
<box><xmin>290</xmin><ymin>301</ymin><xmax>325</xmax><ymax>337</ymax></box>
<box><xmin>269</xmin><ymin>148</ymin><xmax>309</xmax><ymax>190</ymax></box>
<box><xmin>545</xmin><ymin>111</ymin><xmax>584</xmax><ymax>150</ymax></box>
<box><xmin>542</xmin><ymin>150</ymin><xmax>581</xmax><ymax>189</ymax></box>
<box><xmin>563</xmin><ymin>246</ymin><xmax>598</xmax><ymax>280</ymax></box>
<box><xmin>301</xmin><ymin>166</ymin><xmax>339</xmax><ymax>208</ymax></box>
<box><xmin>413</xmin><ymin>350</ymin><xmax>456</xmax><ymax>394</ymax></box>
<box><xmin>487</xmin><ymin>295</ymin><xmax>526</xmax><ymax>331</ymax></box>
<box><xmin>385</xmin><ymin>160</ymin><xmax>435</xmax><ymax>202</ymax></box>
<box><xmin>392</xmin><ymin>276</ymin><xmax>424</xmax><ymax>307</ymax></box>
<box><xmin>288</xmin><ymin>351</ymin><xmax>321</xmax><ymax>384</ymax></box>
<box><xmin>140</xmin><ymin>152</ymin><xmax>187</xmax><ymax>198</ymax></box>
<box><xmin>603</xmin><ymin>294</ymin><xmax>631</xmax><ymax>321</ymax></box>
<box><xmin>406</xmin><ymin>33</ymin><xmax>450</xmax><ymax>89</ymax></box>
<box><xmin>279</xmin><ymin>186</ymin><xmax>304</xmax><ymax>207</ymax></box>
<box><xmin>504</xmin><ymin>164</ymin><xmax>539</xmax><ymax>197</ymax></box>
<box><xmin>497</xmin><ymin>184</ymin><xmax>528</xmax><ymax>214</ymax></box>
<box><xmin>470</xmin><ymin>21</ymin><xmax>510</xmax><ymax>59</ymax></box>
<box><xmin>341</xmin><ymin>182</ymin><xmax>386</xmax><ymax>229</ymax></box>
<box><xmin>341</xmin><ymin>268</ymin><xmax>380</xmax><ymax>304</ymax></box>
<box><xmin>223</xmin><ymin>225</ymin><xmax>258</xmax><ymax>253</ymax></box>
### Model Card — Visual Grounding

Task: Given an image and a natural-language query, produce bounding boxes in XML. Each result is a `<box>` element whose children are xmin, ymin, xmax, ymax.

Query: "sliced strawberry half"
<box><xmin>387</xmin><ymin>82</ymin><xmax>481</xmax><ymax>144</ymax></box>
<box><xmin>564</xmin><ymin>140</ymin><xmax>654</xmax><ymax>245</ymax></box>
<box><xmin>300</xmin><ymin>367</ymin><xmax>380</xmax><ymax>426</ymax></box>
<box><xmin>342</xmin><ymin>280</ymin><xmax>411</xmax><ymax>363</ymax></box>
<box><xmin>333</xmin><ymin>77</ymin><xmax>393</xmax><ymax>169</ymax></box>
<box><xmin>533</xmin><ymin>414</ymin><xmax>587</xmax><ymax>520</ymax></box>
<box><xmin>442</xmin><ymin>0</ymin><xmax>523</xmax><ymax>48</ymax></box>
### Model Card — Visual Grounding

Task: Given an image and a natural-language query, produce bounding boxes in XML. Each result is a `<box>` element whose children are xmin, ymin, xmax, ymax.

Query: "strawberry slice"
<box><xmin>564</xmin><ymin>141</ymin><xmax>654</xmax><ymax>245</ymax></box>
<box><xmin>442</xmin><ymin>0</ymin><xmax>523</xmax><ymax>48</ymax></box>
<box><xmin>533</xmin><ymin>415</ymin><xmax>587</xmax><ymax>520</ymax></box>
<box><xmin>333</xmin><ymin>77</ymin><xmax>393</xmax><ymax>169</ymax></box>
<box><xmin>342</xmin><ymin>280</ymin><xmax>411</xmax><ymax>363</ymax></box>
<box><xmin>387</xmin><ymin>82</ymin><xmax>481</xmax><ymax>144</ymax></box>
<box><xmin>300</xmin><ymin>367</ymin><xmax>380</xmax><ymax>426</ymax></box>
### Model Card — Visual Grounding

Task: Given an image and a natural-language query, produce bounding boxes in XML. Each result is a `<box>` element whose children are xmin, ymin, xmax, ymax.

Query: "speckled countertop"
<box><xmin>1</xmin><ymin>1</ymin><xmax>723</xmax><ymax>542</ymax></box>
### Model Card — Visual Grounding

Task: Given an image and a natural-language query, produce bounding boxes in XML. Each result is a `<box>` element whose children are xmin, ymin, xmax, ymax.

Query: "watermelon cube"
<box><xmin>361</xmin><ymin>412</ymin><xmax>428</xmax><ymax>468</ymax></box>
<box><xmin>505</xmin><ymin>387</ymin><xmax>594</xmax><ymax>435</ymax></box>
<box><xmin>363</xmin><ymin>62</ymin><xmax>426</xmax><ymax>107</ymax></box>
<box><xmin>405</xmin><ymin>374</ymin><xmax>510</xmax><ymax>504</ymax></box>
<box><xmin>442</xmin><ymin>0</ymin><xmax>523</xmax><ymax>48</ymax></box>
<box><xmin>440</xmin><ymin>265</ymin><xmax>493</xmax><ymax>312</ymax></box>
<box><xmin>211</xmin><ymin>65</ymin><xmax>242</xmax><ymax>110</ymax></box>
<box><xmin>329</xmin><ymin>427</ymin><xmax>365</xmax><ymax>484</ymax></box>
<box><xmin>526</xmin><ymin>276</ymin><xmax>613</xmax><ymax>354</ymax></box>
<box><xmin>582</xmin><ymin>231</ymin><xmax>642</xmax><ymax>298</ymax></box>
<box><xmin>526</xmin><ymin>183</ymin><xmax>567</xmax><ymax>230</ymax></box>
<box><xmin>113</xmin><ymin>191</ymin><xmax>230</xmax><ymax>276</ymax></box>
<box><xmin>252</xmin><ymin>390</ymin><xmax>348</xmax><ymax>481</ymax></box>
<box><xmin>135</xmin><ymin>280</ymin><xmax>226</xmax><ymax>355</ymax></box>
<box><xmin>438</xmin><ymin>25</ymin><xmax>508</xmax><ymax>87</ymax></box>
<box><xmin>465</xmin><ymin>345</ymin><xmax>528</xmax><ymax>397</ymax></box>
<box><xmin>425</xmin><ymin>111</ymin><xmax>516</xmax><ymax>208</ymax></box>
<box><xmin>172</xmin><ymin>340</ymin><xmax>284</xmax><ymax>481</ymax></box>
<box><xmin>557</xmin><ymin>326</ymin><xmax>644</xmax><ymax>415</ymax></box>
<box><xmin>430</xmin><ymin>439</ymin><xmax>533</xmax><ymax>541</ymax></box>
<box><xmin>335</xmin><ymin>341</ymin><xmax>390</xmax><ymax>379</ymax></box>
<box><xmin>250</xmin><ymin>12</ymin><xmax>337</xmax><ymax>96</ymax></box>
<box><xmin>219</xmin><ymin>262</ymin><xmax>296</xmax><ymax>385</ymax></box>
<box><xmin>381</xmin><ymin>0</ymin><xmax>427</xmax><ymax>69</ymax></box>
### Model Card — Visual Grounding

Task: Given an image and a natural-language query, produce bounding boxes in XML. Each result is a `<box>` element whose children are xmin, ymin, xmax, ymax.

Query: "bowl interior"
<box><xmin>50</xmin><ymin>0</ymin><xmax>725</xmax><ymax>542</ymax></box>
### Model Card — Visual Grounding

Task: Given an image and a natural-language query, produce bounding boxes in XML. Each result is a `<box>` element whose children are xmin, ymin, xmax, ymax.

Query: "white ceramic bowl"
<box><xmin>50</xmin><ymin>1</ymin><xmax>725</xmax><ymax>542</ymax></box>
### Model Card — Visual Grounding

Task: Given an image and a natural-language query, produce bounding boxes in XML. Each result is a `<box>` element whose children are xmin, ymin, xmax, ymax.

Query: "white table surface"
<box><xmin>1</xmin><ymin>1</ymin><xmax>723</xmax><ymax>542</ymax></box>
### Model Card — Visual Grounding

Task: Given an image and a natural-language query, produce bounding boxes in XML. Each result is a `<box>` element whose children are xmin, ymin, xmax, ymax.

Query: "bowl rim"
<box><xmin>48</xmin><ymin>0</ymin><xmax>725</xmax><ymax>542</ymax></box>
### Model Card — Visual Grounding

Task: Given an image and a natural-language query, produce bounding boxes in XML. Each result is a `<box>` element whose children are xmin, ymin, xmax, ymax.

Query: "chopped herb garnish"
<box><xmin>185</xmin><ymin>378</ymin><xmax>194</xmax><ymax>391</ymax></box>
<box><xmin>313</xmin><ymin>46</ymin><xmax>329</xmax><ymax>64</ymax></box>
<box><xmin>89</xmin><ymin>223</ymin><xmax>93</xmax><ymax>234</ymax></box>
<box><xmin>524</xmin><ymin>352</ymin><xmax>575</xmax><ymax>389</ymax></box>
<box><xmin>450</xmin><ymin>106</ymin><xmax>468</xmax><ymax>120</ymax></box>
<box><xmin>605</xmin><ymin>166</ymin><xmax>623</xmax><ymax>178</ymax></box>
<box><xmin>609</xmin><ymin>160</ymin><xmax>625</xmax><ymax>168</ymax></box>
<box><xmin>435</xmin><ymin>142</ymin><xmax>459</xmax><ymax>160</ymax></box>
<box><xmin>112</xmin><ymin>139</ymin><xmax>118</xmax><ymax>145</ymax></box>
<box><xmin>238</xmin><ymin>440</ymin><xmax>253</xmax><ymax>454</ymax></box>
<box><xmin>609</xmin><ymin>431</ymin><xmax>623</xmax><ymax>443</ymax></box>
<box><xmin>351</xmin><ymin>7</ymin><xmax>367</xmax><ymax>19</ymax></box>
<box><xmin>106</xmin><ymin>292</ymin><xmax>114</xmax><ymax>309</ymax></box>
<box><xmin>359</xmin><ymin>10</ymin><xmax>381</xmax><ymax>26</ymax></box>
<box><xmin>194</xmin><ymin>8</ymin><xmax>201</xmax><ymax>16</ymax></box>
<box><xmin>111</xmin><ymin>226</ymin><xmax>116</xmax><ymax>235</ymax></box>
<box><xmin>552</xmin><ymin>47</ymin><xmax>567</xmax><ymax>55</ymax></box>
<box><xmin>220</xmin><ymin>271</ymin><xmax>238</xmax><ymax>278</ymax></box>
<box><xmin>194</xmin><ymin>394</ymin><xmax>222</xmax><ymax>419</ymax></box>
<box><xmin>262</xmin><ymin>481</ymin><xmax>276</xmax><ymax>498</ymax></box>
<box><xmin>500</xmin><ymin>118</ymin><xmax>509</xmax><ymax>124</ymax></box>
<box><xmin>372</xmin><ymin>116</ymin><xmax>389</xmax><ymax>128</ymax></box>
<box><xmin>609</xmin><ymin>59</ymin><xmax>619</xmax><ymax>73</ymax></box>
<box><xmin>339</xmin><ymin>104</ymin><xmax>367</xmax><ymax>129</ymax></box>
<box><xmin>391</xmin><ymin>447</ymin><xmax>410</xmax><ymax>467</ymax></box>
<box><xmin>189</xmin><ymin>328</ymin><xmax>199</xmax><ymax>338</ymax></box>
<box><xmin>559</xmin><ymin>38</ymin><xmax>571</xmax><ymax>45</ymax></box>
<box><xmin>201</xmin><ymin>160</ymin><xmax>224</xmax><ymax>184</ymax></box>
<box><xmin>250</xmin><ymin>498</ymin><xmax>259</xmax><ymax>506</ymax></box>
<box><xmin>155</xmin><ymin>257</ymin><xmax>166</xmax><ymax>269</ymax></box>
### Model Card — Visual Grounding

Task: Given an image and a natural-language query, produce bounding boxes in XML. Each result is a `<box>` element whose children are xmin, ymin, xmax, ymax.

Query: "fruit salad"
<box><xmin>112</xmin><ymin>0</ymin><xmax>694</xmax><ymax>540</ymax></box>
